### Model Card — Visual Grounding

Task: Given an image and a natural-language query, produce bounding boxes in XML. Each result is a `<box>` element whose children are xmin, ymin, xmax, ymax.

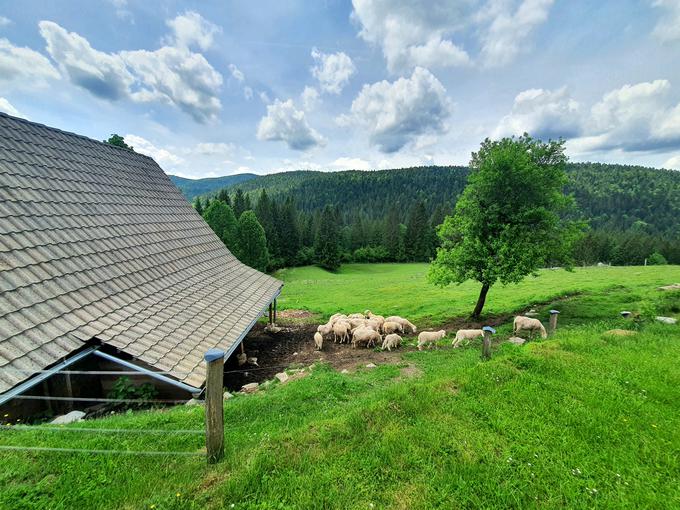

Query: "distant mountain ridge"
<box><xmin>169</xmin><ymin>173</ymin><xmax>257</xmax><ymax>199</ymax></box>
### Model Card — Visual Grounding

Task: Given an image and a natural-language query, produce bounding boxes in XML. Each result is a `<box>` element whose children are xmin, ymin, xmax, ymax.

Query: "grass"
<box><xmin>274</xmin><ymin>263</ymin><xmax>680</xmax><ymax>325</ymax></box>
<box><xmin>1</xmin><ymin>265</ymin><xmax>680</xmax><ymax>509</ymax></box>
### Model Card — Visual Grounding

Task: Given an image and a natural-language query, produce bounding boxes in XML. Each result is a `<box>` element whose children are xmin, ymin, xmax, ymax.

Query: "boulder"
<box><xmin>656</xmin><ymin>316</ymin><xmax>678</xmax><ymax>325</ymax></box>
<box><xmin>240</xmin><ymin>382</ymin><xmax>259</xmax><ymax>394</ymax></box>
<box><xmin>275</xmin><ymin>372</ymin><xmax>289</xmax><ymax>384</ymax></box>
<box><xmin>50</xmin><ymin>410</ymin><xmax>86</xmax><ymax>424</ymax></box>
<box><xmin>264</xmin><ymin>324</ymin><xmax>282</xmax><ymax>334</ymax></box>
<box><xmin>223</xmin><ymin>392</ymin><xmax>233</xmax><ymax>400</ymax></box>
<box><xmin>340</xmin><ymin>369</ymin><xmax>349</xmax><ymax>374</ymax></box>
<box><xmin>185</xmin><ymin>398</ymin><xmax>203</xmax><ymax>406</ymax></box>
<box><xmin>507</xmin><ymin>337</ymin><xmax>526</xmax><ymax>345</ymax></box>
<box><xmin>366</xmin><ymin>363</ymin><xmax>377</xmax><ymax>369</ymax></box>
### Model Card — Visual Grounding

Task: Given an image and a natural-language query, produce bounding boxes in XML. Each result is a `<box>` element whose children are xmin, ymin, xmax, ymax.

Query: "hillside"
<box><xmin>169</xmin><ymin>173</ymin><xmax>257</xmax><ymax>199</ymax></box>
<box><xmin>175</xmin><ymin>163</ymin><xmax>680</xmax><ymax>235</ymax></box>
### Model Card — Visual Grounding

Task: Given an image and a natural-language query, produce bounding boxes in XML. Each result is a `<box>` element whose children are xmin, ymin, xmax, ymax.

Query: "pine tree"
<box><xmin>276</xmin><ymin>197</ymin><xmax>301</xmax><ymax>265</ymax></box>
<box><xmin>405</xmin><ymin>201</ymin><xmax>430</xmax><ymax>261</ymax></box>
<box><xmin>233</xmin><ymin>189</ymin><xmax>247</xmax><ymax>218</ymax></box>
<box><xmin>255</xmin><ymin>190</ymin><xmax>279</xmax><ymax>258</ymax></box>
<box><xmin>315</xmin><ymin>205</ymin><xmax>341</xmax><ymax>271</ymax></box>
<box><xmin>202</xmin><ymin>200</ymin><xmax>238</xmax><ymax>252</ymax></box>
<box><xmin>216</xmin><ymin>188</ymin><xmax>231</xmax><ymax>206</ymax></box>
<box><xmin>236</xmin><ymin>211</ymin><xmax>269</xmax><ymax>272</ymax></box>
<box><xmin>383</xmin><ymin>205</ymin><xmax>402</xmax><ymax>261</ymax></box>
<box><xmin>193</xmin><ymin>196</ymin><xmax>204</xmax><ymax>216</ymax></box>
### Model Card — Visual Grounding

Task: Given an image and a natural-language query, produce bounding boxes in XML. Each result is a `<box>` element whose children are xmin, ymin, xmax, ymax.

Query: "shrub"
<box><xmin>648</xmin><ymin>252</ymin><xmax>667</xmax><ymax>265</ymax></box>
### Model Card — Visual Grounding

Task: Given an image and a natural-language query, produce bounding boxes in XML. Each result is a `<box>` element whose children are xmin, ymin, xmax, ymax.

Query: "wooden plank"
<box><xmin>204</xmin><ymin>349</ymin><xmax>225</xmax><ymax>464</ymax></box>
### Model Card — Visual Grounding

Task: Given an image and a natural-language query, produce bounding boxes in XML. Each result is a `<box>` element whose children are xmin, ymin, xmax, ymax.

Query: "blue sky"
<box><xmin>1</xmin><ymin>0</ymin><xmax>680</xmax><ymax>177</ymax></box>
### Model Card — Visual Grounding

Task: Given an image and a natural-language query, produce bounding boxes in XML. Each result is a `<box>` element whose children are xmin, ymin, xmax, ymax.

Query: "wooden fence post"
<box><xmin>549</xmin><ymin>310</ymin><xmax>560</xmax><ymax>334</ymax></box>
<box><xmin>482</xmin><ymin>326</ymin><xmax>495</xmax><ymax>360</ymax></box>
<box><xmin>268</xmin><ymin>303</ymin><xmax>274</xmax><ymax>325</ymax></box>
<box><xmin>204</xmin><ymin>348</ymin><xmax>225</xmax><ymax>464</ymax></box>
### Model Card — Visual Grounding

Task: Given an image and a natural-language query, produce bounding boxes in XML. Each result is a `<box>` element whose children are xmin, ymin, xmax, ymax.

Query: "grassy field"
<box><xmin>1</xmin><ymin>265</ymin><xmax>679</xmax><ymax>509</ymax></box>
<box><xmin>274</xmin><ymin>264</ymin><xmax>680</xmax><ymax>325</ymax></box>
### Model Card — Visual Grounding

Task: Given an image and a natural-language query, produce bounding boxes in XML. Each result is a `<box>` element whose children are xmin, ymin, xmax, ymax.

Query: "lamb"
<box><xmin>417</xmin><ymin>330</ymin><xmax>446</xmax><ymax>350</ymax></box>
<box><xmin>382</xmin><ymin>321</ymin><xmax>404</xmax><ymax>335</ymax></box>
<box><xmin>513</xmin><ymin>316</ymin><xmax>547</xmax><ymax>339</ymax></box>
<box><xmin>313</xmin><ymin>332</ymin><xmax>323</xmax><ymax>351</ymax></box>
<box><xmin>352</xmin><ymin>326</ymin><xmax>381</xmax><ymax>349</ymax></box>
<box><xmin>332</xmin><ymin>321</ymin><xmax>351</xmax><ymax>343</ymax></box>
<box><xmin>386</xmin><ymin>316</ymin><xmax>417</xmax><ymax>334</ymax></box>
<box><xmin>381</xmin><ymin>333</ymin><xmax>402</xmax><ymax>351</ymax></box>
<box><xmin>452</xmin><ymin>329</ymin><xmax>484</xmax><ymax>348</ymax></box>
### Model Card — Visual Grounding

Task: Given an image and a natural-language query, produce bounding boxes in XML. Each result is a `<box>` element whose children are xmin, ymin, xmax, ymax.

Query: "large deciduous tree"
<box><xmin>104</xmin><ymin>134</ymin><xmax>133</xmax><ymax>151</ymax></box>
<box><xmin>428</xmin><ymin>135</ymin><xmax>583</xmax><ymax>318</ymax></box>
<box><xmin>315</xmin><ymin>205</ymin><xmax>341</xmax><ymax>271</ymax></box>
<box><xmin>236</xmin><ymin>211</ymin><xmax>269</xmax><ymax>272</ymax></box>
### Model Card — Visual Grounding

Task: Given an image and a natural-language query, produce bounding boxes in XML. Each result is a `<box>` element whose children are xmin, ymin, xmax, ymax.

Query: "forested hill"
<box><xmin>169</xmin><ymin>173</ymin><xmax>256</xmax><ymax>199</ymax></box>
<box><xmin>177</xmin><ymin>163</ymin><xmax>680</xmax><ymax>235</ymax></box>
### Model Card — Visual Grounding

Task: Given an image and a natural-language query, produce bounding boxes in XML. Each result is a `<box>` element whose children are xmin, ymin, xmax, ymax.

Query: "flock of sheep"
<box><xmin>312</xmin><ymin>310</ymin><xmax>549</xmax><ymax>352</ymax></box>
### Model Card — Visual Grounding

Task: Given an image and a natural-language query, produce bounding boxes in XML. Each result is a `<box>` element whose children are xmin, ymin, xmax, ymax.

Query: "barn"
<box><xmin>0</xmin><ymin>112</ymin><xmax>282</xmax><ymax>418</ymax></box>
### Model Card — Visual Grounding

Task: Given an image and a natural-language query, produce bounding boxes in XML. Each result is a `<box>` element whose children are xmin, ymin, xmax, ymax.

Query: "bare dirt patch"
<box><xmin>277</xmin><ymin>309</ymin><xmax>315</xmax><ymax>319</ymax></box>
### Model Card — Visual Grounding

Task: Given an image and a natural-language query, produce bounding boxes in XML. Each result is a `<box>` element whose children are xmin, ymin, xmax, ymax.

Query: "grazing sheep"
<box><xmin>417</xmin><ymin>330</ymin><xmax>446</xmax><ymax>350</ymax></box>
<box><xmin>452</xmin><ymin>329</ymin><xmax>484</xmax><ymax>348</ymax></box>
<box><xmin>317</xmin><ymin>322</ymin><xmax>333</xmax><ymax>337</ymax></box>
<box><xmin>513</xmin><ymin>316</ymin><xmax>547</xmax><ymax>339</ymax></box>
<box><xmin>364</xmin><ymin>310</ymin><xmax>386</xmax><ymax>326</ymax></box>
<box><xmin>382</xmin><ymin>333</ymin><xmax>402</xmax><ymax>351</ymax></box>
<box><xmin>348</xmin><ymin>317</ymin><xmax>367</xmax><ymax>330</ymax></box>
<box><xmin>348</xmin><ymin>313</ymin><xmax>365</xmax><ymax>319</ymax></box>
<box><xmin>352</xmin><ymin>326</ymin><xmax>381</xmax><ymax>349</ymax></box>
<box><xmin>364</xmin><ymin>319</ymin><xmax>382</xmax><ymax>332</ymax></box>
<box><xmin>333</xmin><ymin>321</ymin><xmax>351</xmax><ymax>343</ymax></box>
<box><xmin>328</xmin><ymin>313</ymin><xmax>348</xmax><ymax>326</ymax></box>
<box><xmin>382</xmin><ymin>321</ymin><xmax>404</xmax><ymax>335</ymax></box>
<box><xmin>386</xmin><ymin>316</ymin><xmax>417</xmax><ymax>334</ymax></box>
<box><xmin>314</xmin><ymin>332</ymin><xmax>323</xmax><ymax>351</ymax></box>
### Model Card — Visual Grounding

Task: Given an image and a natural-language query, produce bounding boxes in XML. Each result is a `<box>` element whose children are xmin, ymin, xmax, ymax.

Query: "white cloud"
<box><xmin>0</xmin><ymin>37</ymin><xmax>59</xmax><ymax>85</ymax></box>
<box><xmin>478</xmin><ymin>0</ymin><xmax>554</xmax><ymax>67</ymax></box>
<box><xmin>663</xmin><ymin>154</ymin><xmax>680</xmax><ymax>169</ymax></box>
<box><xmin>39</xmin><ymin>16</ymin><xmax>223</xmax><ymax>122</ymax></box>
<box><xmin>108</xmin><ymin>0</ymin><xmax>133</xmax><ymax>21</ymax></box>
<box><xmin>193</xmin><ymin>142</ymin><xmax>235</xmax><ymax>156</ymax></box>
<box><xmin>493</xmin><ymin>86</ymin><xmax>581</xmax><ymax>139</ymax></box>
<box><xmin>259</xmin><ymin>91</ymin><xmax>271</xmax><ymax>104</ymax></box>
<box><xmin>301</xmin><ymin>86</ymin><xmax>320</xmax><ymax>110</ymax></box>
<box><xmin>124</xmin><ymin>134</ymin><xmax>185</xmax><ymax>167</ymax></box>
<box><xmin>651</xmin><ymin>0</ymin><xmax>680</xmax><ymax>42</ymax></box>
<box><xmin>244</xmin><ymin>86</ymin><xmax>253</xmax><ymax>100</ymax></box>
<box><xmin>228</xmin><ymin>63</ymin><xmax>245</xmax><ymax>82</ymax></box>
<box><xmin>341</xmin><ymin>66</ymin><xmax>451</xmax><ymax>153</ymax></box>
<box><xmin>0</xmin><ymin>16</ymin><xmax>11</xmax><ymax>27</ymax></box>
<box><xmin>256</xmin><ymin>99</ymin><xmax>326</xmax><ymax>150</ymax></box>
<box><xmin>330</xmin><ymin>157</ymin><xmax>372</xmax><ymax>170</ymax></box>
<box><xmin>351</xmin><ymin>0</ymin><xmax>553</xmax><ymax>71</ymax></box>
<box><xmin>166</xmin><ymin>11</ymin><xmax>220</xmax><ymax>51</ymax></box>
<box><xmin>310</xmin><ymin>47</ymin><xmax>356</xmax><ymax>94</ymax></box>
<box><xmin>0</xmin><ymin>97</ymin><xmax>26</xmax><ymax>118</ymax></box>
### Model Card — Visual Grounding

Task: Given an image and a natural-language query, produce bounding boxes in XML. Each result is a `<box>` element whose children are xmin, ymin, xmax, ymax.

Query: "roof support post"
<box><xmin>204</xmin><ymin>349</ymin><xmax>225</xmax><ymax>464</ymax></box>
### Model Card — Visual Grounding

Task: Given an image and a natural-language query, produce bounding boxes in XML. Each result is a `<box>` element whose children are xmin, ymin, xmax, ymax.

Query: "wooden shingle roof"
<box><xmin>0</xmin><ymin>112</ymin><xmax>282</xmax><ymax>393</ymax></box>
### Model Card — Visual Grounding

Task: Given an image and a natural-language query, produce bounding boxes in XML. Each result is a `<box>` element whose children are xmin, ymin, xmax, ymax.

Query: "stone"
<box><xmin>604</xmin><ymin>329</ymin><xmax>637</xmax><ymax>336</ymax></box>
<box><xmin>340</xmin><ymin>369</ymin><xmax>349</xmax><ymax>374</ymax></box>
<box><xmin>656</xmin><ymin>316</ymin><xmax>678</xmax><ymax>325</ymax></box>
<box><xmin>292</xmin><ymin>352</ymin><xmax>299</xmax><ymax>356</ymax></box>
<box><xmin>247</xmin><ymin>356</ymin><xmax>259</xmax><ymax>366</ymax></box>
<box><xmin>275</xmin><ymin>372</ymin><xmax>289</xmax><ymax>383</ymax></box>
<box><xmin>50</xmin><ymin>410</ymin><xmax>86</xmax><ymax>424</ymax></box>
<box><xmin>185</xmin><ymin>398</ymin><xmax>202</xmax><ymax>406</ymax></box>
<box><xmin>658</xmin><ymin>283</ymin><xmax>680</xmax><ymax>291</ymax></box>
<box><xmin>241</xmin><ymin>382</ymin><xmax>259</xmax><ymax>393</ymax></box>
<box><xmin>507</xmin><ymin>337</ymin><xmax>526</xmax><ymax>345</ymax></box>
<box><xmin>223</xmin><ymin>391</ymin><xmax>233</xmax><ymax>400</ymax></box>
<box><xmin>366</xmin><ymin>363</ymin><xmax>377</xmax><ymax>369</ymax></box>
<box><xmin>264</xmin><ymin>324</ymin><xmax>282</xmax><ymax>334</ymax></box>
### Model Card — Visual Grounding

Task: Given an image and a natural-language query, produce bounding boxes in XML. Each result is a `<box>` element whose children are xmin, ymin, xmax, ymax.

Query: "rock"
<box><xmin>264</xmin><ymin>324</ymin><xmax>282</xmax><ymax>334</ymax></box>
<box><xmin>604</xmin><ymin>329</ymin><xmax>637</xmax><ymax>336</ymax></box>
<box><xmin>275</xmin><ymin>372</ymin><xmax>289</xmax><ymax>383</ymax></box>
<box><xmin>366</xmin><ymin>363</ymin><xmax>377</xmax><ymax>369</ymax></box>
<box><xmin>50</xmin><ymin>411</ymin><xmax>86</xmax><ymax>424</ymax></box>
<box><xmin>292</xmin><ymin>352</ymin><xmax>299</xmax><ymax>356</ymax></box>
<box><xmin>620</xmin><ymin>311</ymin><xmax>632</xmax><ymax>318</ymax></box>
<box><xmin>507</xmin><ymin>337</ymin><xmax>526</xmax><ymax>345</ymax></box>
<box><xmin>223</xmin><ymin>392</ymin><xmax>233</xmax><ymax>400</ymax></box>
<box><xmin>185</xmin><ymin>398</ymin><xmax>202</xmax><ymax>406</ymax></box>
<box><xmin>659</xmin><ymin>283</ymin><xmax>680</xmax><ymax>291</ymax></box>
<box><xmin>247</xmin><ymin>356</ymin><xmax>259</xmax><ymax>366</ymax></box>
<box><xmin>240</xmin><ymin>382</ymin><xmax>259</xmax><ymax>394</ymax></box>
<box><xmin>656</xmin><ymin>316</ymin><xmax>678</xmax><ymax>325</ymax></box>
<box><xmin>340</xmin><ymin>369</ymin><xmax>349</xmax><ymax>374</ymax></box>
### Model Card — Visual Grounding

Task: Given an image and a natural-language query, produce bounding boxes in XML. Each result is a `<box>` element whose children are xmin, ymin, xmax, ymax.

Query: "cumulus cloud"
<box><xmin>651</xmin><ymin>0</ymin><xmax>680</xmax><ymax>42</ymax></box>
<box><xmin>330</xmin><ymin>157</ymin><xmax>372</xmax><ymax>170</ymax></box>
<box><xmin>124</xmin><ymin>134</ymin><xmax>185</xmax><ymax>167</ymax></box>
<box><xmin>39</xmin><ymin>13</ymin><xmax>223</xmax><ymax>122</ymax></box>
<box><xmin>0</xmin><ymin>16</ymin><xmax>11</xmax><ymax>27</ymax></box>
<box><xmin>0</xmin><ymin>97</ymin><xmax>26</xmax><ymax>118</ymax></box>
<box><xmin>351</xmin><ymin>0</ymin><xmax>553</xmax><ymax>71</ymax></box>
<box><xmin>663</xmin><ymin>154</ymin><xmax>680</xmax><ymax>169</ymax></box>
<box><xmin>257</xmin><ymin>99</ymin><xmax>326</xmax><ymax>151</ymax></box>
<box><xmin>301</xmin><ymin>86</ymin><xmax>320</xmax><ymax>110</ymax></box>
<box><xmin>493</xmin><ymin>86</ymin><xmax>581</xmax><ymax>139</ymax></box>
<box><xmin>0</xmin><ymin>37</ymin><xmax>59</xmax><ymax>85</ymax></box>
<box><xmin>341</xmin><ymin>67</ymin><xmax>451</xmax><ymax>153</ymax></box>
<box><xmin>193</xmin><ymin>142</ymin><xmax>235</xmax><ymax>156</ymax></box>
<box><xmin>310</xmin><ymin>47</ymin><xmax>356</xmax><ymax>94</ymax></box>
<box><xmin>229</xmin><ymin>63</ymin><xmax>245</xmax><ymax>82</ymax></box>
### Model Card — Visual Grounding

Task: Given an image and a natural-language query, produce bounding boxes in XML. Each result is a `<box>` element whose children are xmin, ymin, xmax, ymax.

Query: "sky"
<box><xmin>1</xmin><ymin>0</ymin><xmax>680</xmax><ymax>178</ymax></box>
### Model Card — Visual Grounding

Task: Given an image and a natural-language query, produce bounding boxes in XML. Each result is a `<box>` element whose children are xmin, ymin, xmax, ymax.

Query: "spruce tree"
<box><xmin>193</xmin><ymin>196</ymin><xmax>204</xmax><ymax>216</ymax></box>
<box><xmin>383</xmin><ymin>205</ymin><xmax>402</xmax><ymax>261</ymax></box>
<box><xmin>216</xmin><ymin>188</ymin><xmax>231</xmax><ymax>206</ymax></box>
<box><xmin>233</xmin><ymin>189</ymin><xmax>247</xmax><ymax>218</ymax></box>
<box><xmin>405</xmin><ymin>201</ymin><xmax>430</xmax><ymax>261</ymax></box>
<box><xmin>276</xmin><ymin>197</ymin><xmax>301</xmax><ymax>265</ymax></box>
<box><xmin>315</xmin><ymin>205</ymin><xmax>341</xmax><ymax>271</ymax></box>
<box><xmin>236</xmin><ymin>211</ymin><xmax>269</xmax><ymax>272</ymax></box>
<box><xmin>202</xmin><ymin>200</ymin><xmax>238</xmax><ymax>252</ymax></box>
<box><xmin>255</xmin><ymin>189</ymin><xmax>279</xmax><ymax>258</ymax></box>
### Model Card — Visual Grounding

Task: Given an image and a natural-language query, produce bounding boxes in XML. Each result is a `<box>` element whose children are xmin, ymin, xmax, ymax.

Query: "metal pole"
<box><xmin>549</xmin><ymin>310</ymin><xmax>560</xmax><ymax>334</ymax></box>
<box><xmin>482</xmin><ymin>326</ymin><xmax>495</xmax><ymax>360</ymax></box>
<box><xmin>204</xmin><ymin>349</ymin><xmax>225</xmax><ymax>464</ymax></box>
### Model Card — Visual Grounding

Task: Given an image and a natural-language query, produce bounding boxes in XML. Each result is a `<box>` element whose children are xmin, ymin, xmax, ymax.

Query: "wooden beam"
<box><xmin>204</xmin><ymin>349</ymin><xmax>225</xmax><ymax>464</ymax></box>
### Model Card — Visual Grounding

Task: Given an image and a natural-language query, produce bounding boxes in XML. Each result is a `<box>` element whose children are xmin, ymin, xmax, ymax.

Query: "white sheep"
<box><xmin>382</xmin><ymin>321</ymin><xmax>404</xmax><ymax>335</ymax></box>
<box><xmin>382</xmin><ymin>333</ymin><xmax>402</xmax><ymax>351</ymax></box>
<box><xmin>386</xmin><ymin>316</ymin><xmax>417</xmax><ymax>334</ymax></box>
<box><xmin>314</xmin><ymin>332</ymin><xmax>323</xmax><ymax>351</ymax></box>
<box><xmin>452</xmin><ymin>329</ymin><xmax>484</xmax><ymax>348</ymax></box>
<box><xmin>348</xmin><ymin>313</ymin><xmax>365</xmax><ymax>320</ymax></box>
<box><xmin>328</xmin><ymin>313</ymin><xmax>348</xmax><ymax>326</ymax></box>
<box><xmin>333</xmin><ymin>321</ymin><xmax>351</xmax><ymax>343</ymax></box>
<box><xmin>364</xmin><ymin>310</ymin><xmax>386</xmax><ymax>326</ymax></box>
<box><xmin>317</xmin><ymin>322</ymin><xmax>333</xmax><ymax>337</ymax></box>
<box><xmin>417</xmin><ymin>330</ymin><xmax>446</xmax><ymax>350</ymax></box>
<box><xmin>364</xmin><ymin>319</ymin><xmax>382</xmax><ymax>332</ymax></box>
<box><xmin>348</xmin><ymin>317</ymin><xmax>367</xmax><ymax>330</ymax></box>
<box><xmin>352</xmin><ymin>326</ymin><xmax>381</xmax><ymax>349</ymax></box>
<box><xmin>513</xmin><ymin>316</ymin><xmax>547</xmax><ymax>339</ymax></box>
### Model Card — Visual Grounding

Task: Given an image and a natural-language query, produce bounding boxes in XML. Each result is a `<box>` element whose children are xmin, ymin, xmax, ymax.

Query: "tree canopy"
<box><xmin>202</xmin><ymin>200</ymin><xmax>238</xmax><ymax>252</ymax></box>
<box><xmin>315</xmin><ymin>205</ymin><xmax>341</xmax><ymax>271</ymax></box>
<box><xmin>428</xmin><ymin>135</ymin><xmax>584</xmax><ymax>318</ymax></box>
<box><xmin>103</xmin><ymin>134</ymin><xmax>134</xmax><ymax>151</ymax></box>
<box><xmin>236</xmin><ymin>211</ymin><xmax>269</xmax><ymax>272</ymax></box>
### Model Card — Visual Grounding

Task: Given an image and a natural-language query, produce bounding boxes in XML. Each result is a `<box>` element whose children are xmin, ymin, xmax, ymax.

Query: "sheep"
<box><xmin>328</xmin><ymin>313</ymin><xmax>348</xmax><ymax>326</ymax></box>
<box><xmin>314</xmin><ymin>332</ymin><xmax>323</xmax><ymax>351</ymax></box>
<box><xmin>382</xmin><ymin>321</ymin><xmax>404</xmax><ymax>335</ymax></box>
<box><xmin>417</xmin><ymin>330</ymin><xmax>446</xmax><ymax>350</ymax></box>
<box><xmin>348</xmin><ymin>317</ymin><xmax>367</xmax><ymax>330</ymax></box>
<box><xmin>513</xmin><ymin>316</ymin><xmax>547</xmax><ymax>339</ymax></box>
<box><xmin>364</xmin><ymin>319</ymin><xmax>382</xmax><ymax>332</ymax></box>
<box><xmin>317</xmin><ymin>322</ymin><xmax>333</xmax><ymax>337</ymax></box>
<box><xmin>352</xmin><ymin>326</ymin><xmax>381</xmax><ymax>349</ymax></box>
<box><xmin>386</xmin><ymin>316</ymin><xmax>417</xmax><ymax>334</ymax></box>
<box><xmin>348</xmin><ymin>313</ymin><xmax>365</xmax><ymax>319</ymax></box>
<box><xmin>364</xmin><ymin>310</ymin><xmax>386</xmax><ymax>327</ymax></box>
<box><xmin>452</xmin><ymin>329</ymin><xmax>484</xmax><ymax>348</ymax></box>
<box><xmin>382</xmin><ymin>333</ymin><xmax>402</xmax><ymax>351</ymax></box>
<box><xmin>333</xmin><ymin>321</ymin><xmax>351</xmax><ymax>343</ymax></box>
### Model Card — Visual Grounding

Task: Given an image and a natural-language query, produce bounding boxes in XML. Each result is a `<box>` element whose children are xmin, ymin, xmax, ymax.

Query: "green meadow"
<box><xmin>1</xmin><ymin>264</ymin><xmax>679</xmax><ymax>509</ymax></box>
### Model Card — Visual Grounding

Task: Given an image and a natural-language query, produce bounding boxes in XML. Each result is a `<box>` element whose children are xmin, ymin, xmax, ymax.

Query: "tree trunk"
<box><xmin>471</xmin><ymin>283</ymin><xmax>490</xmax><ymax>319</ymax></box>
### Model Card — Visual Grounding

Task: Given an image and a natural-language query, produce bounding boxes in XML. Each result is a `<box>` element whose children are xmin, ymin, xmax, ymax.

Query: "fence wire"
<box><xmin>0</xmin><ymin>445</ymin><xmax>205</xmax><ymax>456</ymax></box>
<box><xmin>0</xmin><ymin>424</ymin><xmax>203</xmax><ymax>434</ymax></box>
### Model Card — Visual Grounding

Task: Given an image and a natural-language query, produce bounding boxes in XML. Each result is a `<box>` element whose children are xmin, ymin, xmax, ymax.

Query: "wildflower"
<box><xmin>616</xmin><ymin>473</ymin><xmax>621</xmax><ymax>478</ymax></box>
<box><xmin>507</xmin><ymin>457</ymin><xmax>513</xmax><ymax>463</ymax></box>
<box><xmin>176</xmin><ymin>492</ymin><xmax>181</xmax><ymax>497</ymax></box>
<box><xmin>527</xmin><ymin>462</ymin><xmax>532</xmax><ymax>467</ymax></box>
<box><xmin>150</xmin><ymin>506</ymin><xmax>156</xmax><ymax>509</ymax></box>
<box><xmin>651</xmin><ymin>424</ymin><xmax>657</xmax><ymax>428</ymax></box>
<box><xmin>2</xmin><ymin>414</ymin><xmax>8</xmax><ymax>418</ymax></box>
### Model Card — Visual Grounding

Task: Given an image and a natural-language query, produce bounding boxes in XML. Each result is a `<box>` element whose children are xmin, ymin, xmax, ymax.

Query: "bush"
<box><xmin>353</xmin><ymin>246</ymin><xmax>390</xmax><ymax>263</ymax></box>
<box><xmin>107</xmin><ymin>377</ymin><xmax>158</xmax><ymax>411</ymax></box>
<box><xmin>295</xmin><ymin>246</ymin><xmax>315</xmax><ymax>266</ymax></box>
<box><xmin>648</xmin><ymin>252</ymin><xmax>667</xmax><ymax>265</ymax></box>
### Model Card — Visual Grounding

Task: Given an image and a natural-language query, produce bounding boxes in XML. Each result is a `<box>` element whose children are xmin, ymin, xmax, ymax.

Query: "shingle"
<box><xmin>0</xmin><ymin>112</ymin><xmax>282</xmax><ymax>394</ymax></box>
